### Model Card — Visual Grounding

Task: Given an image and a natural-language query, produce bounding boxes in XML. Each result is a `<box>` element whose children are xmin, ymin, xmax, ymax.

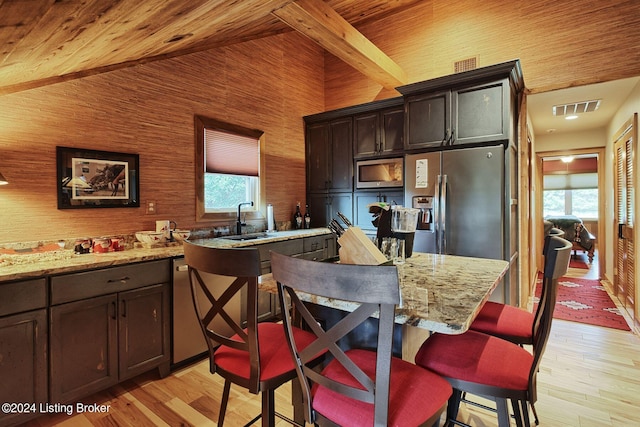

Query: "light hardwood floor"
<box><xmin>24</xmin><ymin>253</ymin><xmax>640</xmax><ymax>427</ymax></box>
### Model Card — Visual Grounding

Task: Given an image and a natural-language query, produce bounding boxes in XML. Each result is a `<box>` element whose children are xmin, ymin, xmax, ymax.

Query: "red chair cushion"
<box><xmin>414</xmin><ymin>330</ymin><xmax>532</xmax><ymax>391</ymax></box>
<box><xmin>214</xmin><ymin>322</ymin><xmax>315</xmax><ymax>381</ymax></box>
<box><xmin>470</xmin><ymin>301</ymin><xmax>534</xmax><ymax>342</ymax></box>
<box><xmin>312</xmin><ymin>349</ymin><xmax>452</xmax><ymax>427</ymax></box>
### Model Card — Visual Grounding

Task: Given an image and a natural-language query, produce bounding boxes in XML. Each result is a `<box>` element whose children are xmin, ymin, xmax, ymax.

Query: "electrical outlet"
<box><xmin>146</xmin><ymin>201</ymin><xmax>156</xmax><ymax>214</ymax></box>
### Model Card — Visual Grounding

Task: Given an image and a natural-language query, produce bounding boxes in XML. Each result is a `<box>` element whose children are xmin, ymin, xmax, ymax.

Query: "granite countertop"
<box><xmin>259</xmin><ymin>252</ymin><xmax>509</xmax><ymax>335</ymax></box>
<box><xmin>0</xmin><ymin>228</ymin><xmax>332</xmax><ymax>283</ymax></box>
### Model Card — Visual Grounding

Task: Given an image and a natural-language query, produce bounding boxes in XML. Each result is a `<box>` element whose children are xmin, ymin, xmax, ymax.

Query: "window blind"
<box><xmin>205</xmin><ymin>129</ymin><xmax>259</xmax><ymax>176</ymax></box>
<box><xmin>543</xmin><ymin>172</ymin><xmax>597</xmax><ymax>190</ymax></box>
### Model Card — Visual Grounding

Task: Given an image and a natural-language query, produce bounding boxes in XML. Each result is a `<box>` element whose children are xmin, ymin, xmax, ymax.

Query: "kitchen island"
<box><xmin>259</xmin><ymin>252</ymin><xmax>509</xmax><ymax>360</ymax></box>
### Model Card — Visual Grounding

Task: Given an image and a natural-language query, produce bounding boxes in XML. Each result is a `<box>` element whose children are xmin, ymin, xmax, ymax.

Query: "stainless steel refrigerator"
<box><xmin>405</xmin><ymin>145</ymin><xmax>514</xmax><ymax>303</ymax></box>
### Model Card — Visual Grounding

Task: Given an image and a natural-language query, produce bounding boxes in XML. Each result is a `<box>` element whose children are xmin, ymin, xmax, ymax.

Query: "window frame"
<box><xmin>195</xmin><ymin>115</ymin><xmax>265</xmax><ymax>222</ymax></box>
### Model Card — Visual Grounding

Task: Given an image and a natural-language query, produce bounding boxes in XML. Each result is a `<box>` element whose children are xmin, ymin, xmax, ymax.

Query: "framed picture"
<box><xmin>56</xmin><ymin>146</ymin><xmax>140</xmax><ymax>209</ymax></box>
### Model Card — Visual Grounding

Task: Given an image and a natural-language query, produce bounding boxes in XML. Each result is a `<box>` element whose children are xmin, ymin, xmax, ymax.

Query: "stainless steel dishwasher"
<box><xmin>172</xmin><ymin>257</ymin><xmax>241</xmax><ymax>365</ymax></box>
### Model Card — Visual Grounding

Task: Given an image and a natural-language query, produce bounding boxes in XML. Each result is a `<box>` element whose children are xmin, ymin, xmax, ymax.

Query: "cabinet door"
<box><xmin>353</xmin><ymin>191</ymin><xmax>404</xmax><ymax>231</ymax></box>
<box><xmin>50</xmin><ymin>294</ymin><xmax>118</xmax><ymax>403</ymax></box>
<box><xmin>307</xmin><ymin>193</ymin><xmax>330</xmax><ymax>228</ymax></box>
<box><xmin>0</xmin><ymin>309</ymin><xmax>47</xmax><ymax>427</ymax></box>
<box><xmin>329</xmin><ymin>118</ymin><xmax>353</xmax><ymax>191</ymax></box>
<box><xmin>119</xmin><ymin>284</ymin><xmax>170</xmax><ymax>380</ymax></box>
<box><xmin>354</xmin><ymin>112</ymin><xmax>379</xmax><ymax>158</ymax></box>
<box><xmin>307</xmin><ymin>122</ymin><xmax>330</xmax><ymax>192</ymax></box>
<box><xmin>353</xmin><ymin>191</ymin><xmax>382</xmax><ymax>231</ymax></box>
<box><xmin>405</xmin><ymin>91</ymin><xmax>450</xmax><ymax>149</ymax></box>
<box><xmin>453</xmin><ymin>79</ymin><xmax>509</xmax><ymax>145</ymax></box>
<box><xmin>381</xmin><ymin>107</ymin><xmax>404</xmax><ymax>154</ymax></box>
<box><xmin>327</xmin><ymin>193</ymin><xmax>353</xmax><ymax>225</ymax></box>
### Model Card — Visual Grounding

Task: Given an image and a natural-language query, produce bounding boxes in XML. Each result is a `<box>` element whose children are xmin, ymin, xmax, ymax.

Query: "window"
<box><xmin>195</xmin><ymin>115</ymin><xmax>264</xmax><ymax>221</ymax></box>
<box><xmin>542</xmin><ymin>155</ymin><xmax>599</xmax><ymax>219</ymax></box>
<box><xmin>543</xmin><ymin>188</ymin><xmax>599</xmax><ymax>218</ymax></box>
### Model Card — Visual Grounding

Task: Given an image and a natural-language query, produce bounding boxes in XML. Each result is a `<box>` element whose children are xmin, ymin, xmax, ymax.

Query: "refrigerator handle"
<box><xmin>434</xmin><ymin>174</ymin><xmax>442</xmax><ymax>254</ymax></box>
<box><xmin>441</xmin><ymin>174</ymin><xmax>447</xmax><ymax>254</ymax></box>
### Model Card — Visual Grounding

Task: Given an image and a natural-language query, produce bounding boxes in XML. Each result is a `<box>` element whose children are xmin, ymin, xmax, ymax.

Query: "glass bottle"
<box><xmin>304</xmin><ymin>204</ymin><xmax>311</xmax><ymax>229</ymax></box>
<box><xmin>294</xmin><ymin>202</ymin><xmax>303</xmax><ymax>229</ymax></box>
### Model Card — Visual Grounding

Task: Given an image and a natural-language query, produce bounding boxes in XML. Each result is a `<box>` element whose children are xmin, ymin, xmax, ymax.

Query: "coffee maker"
<box><xmin>412</xmin><ymin>196</ymin><xmax>433</xmax><ymax>231</ymax></box>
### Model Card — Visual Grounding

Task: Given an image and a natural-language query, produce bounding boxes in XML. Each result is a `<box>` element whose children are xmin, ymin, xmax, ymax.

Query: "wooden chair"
<box><xmin>271</xmin><ymin>251</ymin><xmax>453</xmax><ymax>427</ymax></box>
<box><xmin>183</xmin><ymin>241</ymin><xmax>322</xmax><ymax>426</ymax></box>
<box><xmin>414</xmin><ymin>235</ymin><xmax>571</xmax><ymax>427</ymax></box>
<box><xmin>469</xmin><ymin>228</ymin><xmax>564</xmax><ymax>346</ymax></box>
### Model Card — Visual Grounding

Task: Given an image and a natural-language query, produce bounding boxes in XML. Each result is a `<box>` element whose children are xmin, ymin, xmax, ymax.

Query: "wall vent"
<box><xmin>553</xmin><ymin>100</ymin><xmax>601</xmax><ymax>116</ymax></box>
<box><xmin>454</xmin><ymin>57</ymin><xmax>478</xmax><ymax>73</ymax></box>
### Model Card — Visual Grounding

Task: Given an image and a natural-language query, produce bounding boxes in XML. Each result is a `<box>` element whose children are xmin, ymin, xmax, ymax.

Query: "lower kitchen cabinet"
<box><xmin>0</xmin><ymin>278</ymin><xmax>48</xmax><ymax>427</ymax></box>
<box><xmin>119</xmin><ymin>284</ymin><xmax>170</xmax><ymax>380</ymax></box>
<box><xmin>49</xmin><ymin>260</ymin><xmax>171</xmax><ymax>404</ymax></box>
<box><xmin>0</xmin><ymin>309</ymin><xmax>47</xmax><ymax>427</ymax></box>
<box><xmin>49</xmin><ymin>294</ymin><xmax>119</xmax><ymax>403</ymax></box>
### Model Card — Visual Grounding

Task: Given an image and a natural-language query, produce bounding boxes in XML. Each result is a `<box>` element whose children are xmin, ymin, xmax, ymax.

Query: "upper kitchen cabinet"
<box><xmin>306</xmin><ymin>117</ymin><xmax>353</xmax><ymax>193</ymax></box>
<box><xmin>399</xmin><ymin>60</ymin><xmax>524</xmax><ymax>150</ymax></box>
<box><xmin>404</xmin><ymin>90</ymin><xmax>450</xmax><ymax>149</ymax></box>
<box><xmin>354</xmin><ymin>100</ymin><xmax>404</xmax><ymax>158</ymax></box>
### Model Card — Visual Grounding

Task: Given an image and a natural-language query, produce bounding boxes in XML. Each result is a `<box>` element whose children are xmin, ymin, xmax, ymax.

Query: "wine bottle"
<box><xmin>304</xmin><ymin>204</ymin><xmax>311</xmax><ymax>229</ymax></box>
<box><xmin>294</xmin><ymin>202</ymin><xmax>303</xmax><ymax>229</ymax></box>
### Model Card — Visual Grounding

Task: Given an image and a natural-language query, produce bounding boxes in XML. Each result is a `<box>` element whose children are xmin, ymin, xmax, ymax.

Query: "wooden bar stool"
<box><xmin>271</xmin><ymin>251</ymin><xmax>453</xmax><ymax>427</ymax></box>
<box><xmin>414</xmin><ymin>236</ymin><xmax>571</xmax><ymax>427</ymax></box>
<box><xmin>184</xmin><ymin>242</ymin><xmax>324</xmax><ymax>426</ymax></box>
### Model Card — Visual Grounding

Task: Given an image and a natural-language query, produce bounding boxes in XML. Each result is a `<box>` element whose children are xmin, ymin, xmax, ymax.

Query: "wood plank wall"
<box><xmin>324</xmin><ymin>0</ymin><xmax>640</xmax><ymax>110</ymax></box>
<box><xmin>0</xmin><ymin>33</ymin><xmax>324</xmax><ymax>244</ymax></box>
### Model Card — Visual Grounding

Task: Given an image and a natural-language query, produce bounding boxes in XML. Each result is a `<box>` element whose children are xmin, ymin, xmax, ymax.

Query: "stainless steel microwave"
<box><xmin>356</xmin><ymin>158</ymin><xmax>404</xmax><ymax>189</ymax></box>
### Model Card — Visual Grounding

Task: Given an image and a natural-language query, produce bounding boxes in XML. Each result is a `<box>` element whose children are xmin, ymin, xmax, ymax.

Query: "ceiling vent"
<box><xmin>454</xmin><ymin>57</ymin><xmax>478</xmax><ymax>73</ymax></box>
<box><xmin>553</xmin><ymin>100</ymin><xmax>601</xmax><ymax>116</ymax></box>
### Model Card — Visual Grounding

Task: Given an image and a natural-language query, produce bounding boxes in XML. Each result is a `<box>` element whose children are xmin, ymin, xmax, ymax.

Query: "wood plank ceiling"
<box><xmin>0</xmin><ymin>0</ymin><xmax>418</xmax><ymax>95</ymax></box>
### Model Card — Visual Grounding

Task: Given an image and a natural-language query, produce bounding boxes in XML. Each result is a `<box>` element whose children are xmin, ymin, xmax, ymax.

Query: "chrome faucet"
<box><xmin>236</xmin><ymin>201</ymin><xmax>254</xmax><ymax>235</ymax></box>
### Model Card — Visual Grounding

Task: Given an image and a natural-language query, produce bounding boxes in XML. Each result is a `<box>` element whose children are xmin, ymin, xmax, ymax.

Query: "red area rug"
<box><xmin>569</xmin><ymin>253</ymin><xmax>590</xmax><ymax>269</ymax></box>
<box><xmin>535</xmin><ymin>275</ymin><xmax>630</xmax><ymax>331</ymax></box>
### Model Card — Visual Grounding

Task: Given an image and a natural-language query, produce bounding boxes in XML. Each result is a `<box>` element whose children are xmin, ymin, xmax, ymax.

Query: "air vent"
<box><xmin>553</xmin><ymin>100</ymin><xmax>601</xmax><ymax>116</ymax></box>
<box><xmin>454</xmin><ymin>57</ymin><xmax>478</xmax><ymax>73</ymax></box>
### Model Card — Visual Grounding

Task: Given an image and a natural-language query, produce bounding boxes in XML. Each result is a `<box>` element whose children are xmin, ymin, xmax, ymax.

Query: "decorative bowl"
<box><xmin>172</xmin><ymin>229</ymin><xmax>190</xmax><ymax>242</ymax></box>
<box><xmin>135</xmin><ymin>231</ymin><xmax>166</xmax><ymax>244</ymax></box>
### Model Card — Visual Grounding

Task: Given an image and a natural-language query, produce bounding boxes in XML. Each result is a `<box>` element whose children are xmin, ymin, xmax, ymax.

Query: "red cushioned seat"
<box><xmin>215</xmin><ymin>322</ymin><xmax>318</xmax><ymax>382</ymax></box>
<box><xmin>313</xmin><ymin>349</ymin><xmax>453</xmax><ymax>427</ymax></box>
<box><xmin>415</xmin><ymin>331</ymin><xmax>532</xmax><ymax>391</ymax></box>
<box><xmin>470</xmin><ymin>301</ymin><xmax>535</xmax><ymax>344</ymax></box>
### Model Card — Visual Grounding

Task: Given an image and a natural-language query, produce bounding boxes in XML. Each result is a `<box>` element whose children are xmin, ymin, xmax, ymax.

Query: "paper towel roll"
<box><xmin>267</xmin><ymin>204</ymin><xmax>275</xmax><ymax>232</ymax></box>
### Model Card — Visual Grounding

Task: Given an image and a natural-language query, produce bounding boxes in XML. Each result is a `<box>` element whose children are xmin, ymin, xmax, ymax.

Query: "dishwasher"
<box><xmin>172</xmin><ymin>257</ymin><xmax>242</xmax><ymax>366</ymax></box>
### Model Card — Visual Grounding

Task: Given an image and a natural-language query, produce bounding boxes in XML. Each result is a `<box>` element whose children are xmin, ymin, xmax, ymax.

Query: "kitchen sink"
<box><xmin>220</xmin><ymin>232</ymin><xmax>269</xmax><ymax>241</ymax></box>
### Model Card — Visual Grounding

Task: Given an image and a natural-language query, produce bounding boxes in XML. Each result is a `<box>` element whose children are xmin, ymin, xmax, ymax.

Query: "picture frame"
<box><xmin>56</xmin><ymin>146</ymin><xmax>140</xmax><ymax>209</ymax></box>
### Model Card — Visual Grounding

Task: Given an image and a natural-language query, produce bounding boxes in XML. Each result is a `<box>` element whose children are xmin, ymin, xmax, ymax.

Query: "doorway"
<box><xmin>535</xmin><ymin>148</ymin><xmax>605</xmax><ymax>277</ymax></box>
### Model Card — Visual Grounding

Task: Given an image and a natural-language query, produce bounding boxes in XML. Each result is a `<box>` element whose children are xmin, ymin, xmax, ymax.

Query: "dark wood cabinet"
<box><xmin>307</xmin><ymin>192</ymin><xmax>353</xmax><ymax>228</ymax></box>
<box><xmin>50</xmin><ymin>294</ymin><xmax>119</xmax><ymax>403</ymax></box>
<box><xmin>452</xmin><ymin>79</ymin><xmax>510</xmax><ymax>145</ymax></box>
<box><xmin>0</xmin><ymin>294</ymin><xmax>47</xmax><ymax>427</ymax></box>
<box><xmin>49</xmin><ymin>260</ymin><xmax>171</xmax><ymax>404</ymax></box>
<box><xmin>306</xmin><ymin>117</ymin><xmax>353</xmax><ymax>192</ymax></box>
<box><xmin>353</xmin><ymin>190</ymin><xmax>404</xmax><ymax>231</ymax></box>
<box><xmin>400</xmin><ymin>69</ymin><xmax>518</xmax><ymax>150</ymax></box>
<box><xmin>354</xmin><ymin>105</ymin><xmax>404</xmax><ymax>158</ymax></box>
<box><xmin>118</xmin><ymin>284</ymin><xmax>171</xmax><ymax>380</ymax></box>
<box><xmin>405</xmin><ymin>90</ymin><xmax>450</xmax><ymax>149</ymax></box>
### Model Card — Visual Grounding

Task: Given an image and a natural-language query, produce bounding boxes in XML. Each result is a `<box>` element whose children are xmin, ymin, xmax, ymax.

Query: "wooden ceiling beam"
<box><xmin>272</xmin><ymin>0</ymin><xmax>407</xmax><ymax>90</ymax></box>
